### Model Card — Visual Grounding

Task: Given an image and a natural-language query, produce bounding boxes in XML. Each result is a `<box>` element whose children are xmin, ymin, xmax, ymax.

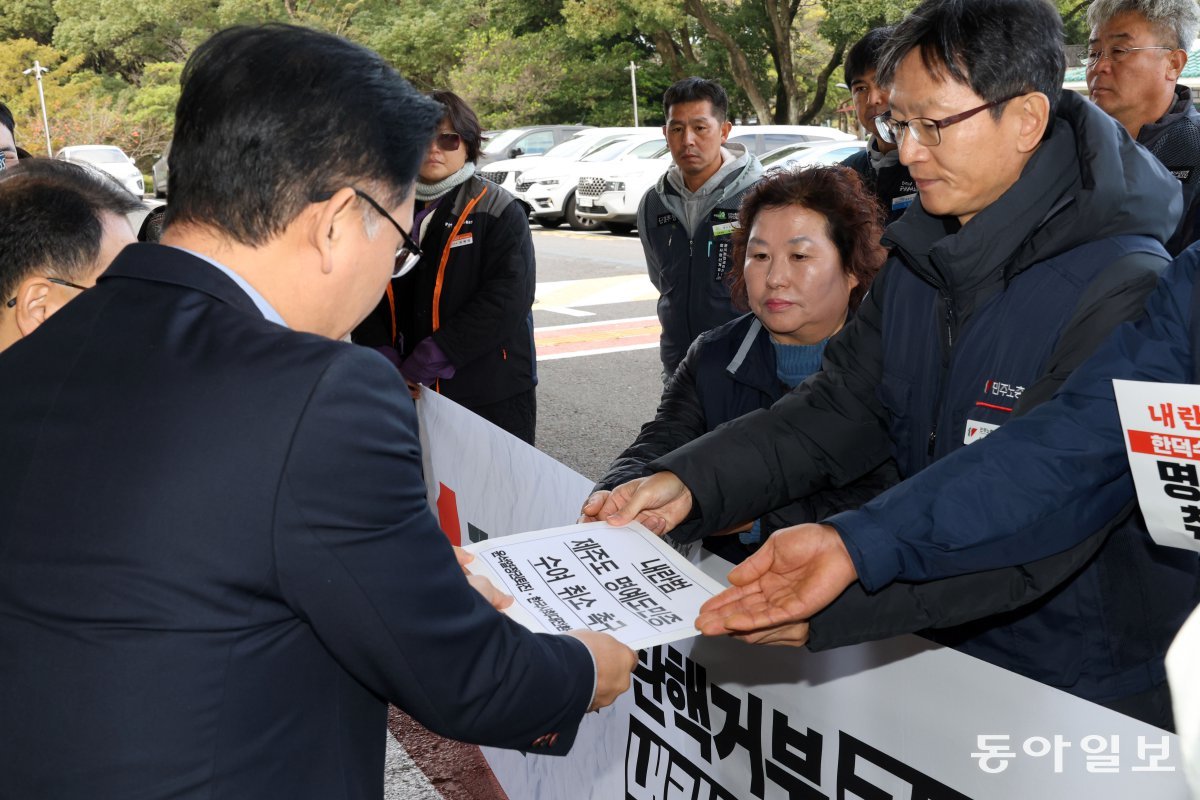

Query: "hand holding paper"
<box><xmin>565</xmin><ymin>630</ymin><xmax>637</xmax><ymax>711</ymax></box>
<box><xmin>599</xmin><ymin>473</ymin><xmax>694</xmax><ymax>536</ymax></box>
<box><xmin>577</xmin><ymin>490</ymin><xmax>611</xmax><ymax>523</ymax></box>
<box><xmin>456</xmin><ymin>546</ymin><xmax>514</xmax><ymax>611</ymax></box>
<box><xmin>696</xmin><ymin>523</ymin><xmax>858</xmax><ymax>641</ymax></box>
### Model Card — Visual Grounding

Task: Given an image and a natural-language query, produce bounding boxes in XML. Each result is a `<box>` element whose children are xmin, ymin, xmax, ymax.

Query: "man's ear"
<box><xmin>720</xmin><ymin>119</ymin><xmax>733</xmax><ymax>143</ymax></box>
<box><xmin>12</xmin><ymin>277</ymin><xmax>53</xmax><ymax>336</ymax></box>
<box><xmin>1014</xmin><ymin>92</ymin><xmax>1052</xmax><ymax>154</ymax></box>
<box><xmin>1168</xmin><ymin>49</ymin><xmax>1187</xmax><ymax>81</ymax></box>
<box><xmin>307</xmin><ymin>187</ymin><xmax>360</xmax><ymax>275</ymax></box>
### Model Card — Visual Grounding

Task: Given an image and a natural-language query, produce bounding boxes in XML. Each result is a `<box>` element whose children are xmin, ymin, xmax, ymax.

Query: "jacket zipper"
<box><xmin>927</xmin><ymin>291</ymin><xmax>957</xmax><ymax>458</ymax></box>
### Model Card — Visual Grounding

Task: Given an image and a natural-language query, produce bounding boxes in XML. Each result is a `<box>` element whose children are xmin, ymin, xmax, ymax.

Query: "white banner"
<box><xmin>1115</xmin><ymin>379</ymin><xmax>1200</xmax><ymax>552</ymax></box>
<box><xmin>417</xmin><ymin>390</ymin><xmax>1188</xmax><ymax>799</ymax></box>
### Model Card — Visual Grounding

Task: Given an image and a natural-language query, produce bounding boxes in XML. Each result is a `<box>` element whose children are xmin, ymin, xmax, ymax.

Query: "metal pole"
<box><xmin>23</xmin><ymin>61</ymin><xmax>52</xmax><ymax>157</ymax></box>
<box><xmin>628</xmin><ymin>61</ymin><xmax>639</xmax><ymax>127</ymax></box>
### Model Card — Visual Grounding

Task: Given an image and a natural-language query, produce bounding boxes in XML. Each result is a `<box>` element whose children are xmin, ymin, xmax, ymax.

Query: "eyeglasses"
<box><xmin>352</xmin><ymin>189</ymin><xmax>422</xmax><ymax>278</ymax></box>
<box><xmin>311</xmin><ymin>188</ymin><xmax>422</xmax><ymax>279</ymax></box>
<box><xmin>5</xmin><ymin>277</ymin><xmax>91</xmax><ymax>308</ymax></box>
<box><xmin>433</xmin><ymin>132</ymin><xmax>462</xmax><ymax>152</ymax></box>
<box><xmin>1081</xmin><ymin>45</ymin><xmax>1174</xmax><ymax>67</ymax></box>
<box><xmin>874</xmin><ymin>93</ymin><xmax>1021</xmax><ymax>148</ymax></box>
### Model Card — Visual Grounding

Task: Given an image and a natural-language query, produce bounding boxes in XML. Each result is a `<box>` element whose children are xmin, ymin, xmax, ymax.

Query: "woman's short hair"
<box><xmin>728</xmin><ymin>165</ymin><xmax>887</xmax><ymax>313</ymax></box>
<box><xmin>428</xmin><ymin>90</ymin><xmax>483</xmax><ymax>164</ymax></box>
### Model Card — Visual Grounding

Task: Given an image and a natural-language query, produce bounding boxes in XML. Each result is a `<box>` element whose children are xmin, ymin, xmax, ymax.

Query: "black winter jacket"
<box><xmin>841</xmin><ymin>143</ymin><xmax>916</xmax><ymax>224</ymax></box>
<box><xmin>1141</xmin><ymin>85</ymin><xmax>1200</xmax><ymax>254</ymax></box>
<box><xmin>355</xmin><ymin>175</ymin><xmax>536</xmax><ymax>408</ymax></box>
<box><xmin>652</xmin><ymin>90</ymin><xmax>1196</xmax><ymax>703</ymax></box>
<box><xmin>596</xmin><ymin>313</ymin><xmax>898</xmax><ymax>543</ymax></box>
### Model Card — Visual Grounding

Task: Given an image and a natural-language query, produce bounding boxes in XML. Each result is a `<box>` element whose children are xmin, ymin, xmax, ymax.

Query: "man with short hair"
<box><xmin>0</xmin><ymin>24</ymin><xmax>635</xmax><ymax>798</ymax></box>
<box><xmin>638</xmin><ymin>77</ymin><xmax>764</xmax><ymax>378</ymax></box>
<box><xmin>840</xmin><ymin>26</ymin><xmax>917</xmax><ymax>221</ymax></box>
<box><xmin>0</xmin><ymin>159</ymin><xmax>140</xmax><ymax>352</ymax></box>
<box><xmin>1086</xmin><ymin>0</ymin><xmax>1200</xmax><ymax>252</ymax></box>
<box><xmin>602</xmin><ymin>0</ymin><xmax>1197</xmax><ymax>727</ymax></box>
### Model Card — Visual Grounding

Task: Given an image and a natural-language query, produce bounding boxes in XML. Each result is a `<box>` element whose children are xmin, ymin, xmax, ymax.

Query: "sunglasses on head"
<box><xmin>434</xmin><ymin>132</ymin><xmax>462</xmax><ymax>152</ymax></box>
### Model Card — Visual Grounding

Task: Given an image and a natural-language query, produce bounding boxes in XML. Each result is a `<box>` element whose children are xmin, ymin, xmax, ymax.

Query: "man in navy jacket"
<box><xmin>0</xmin><ymin>25</ymin><xmax>634</xmax><ymax>799</ymax></box>
<box><xmin>599</xmin><ymin>0</ymin><xmax>1198</xmax><ymax>727</ymax></box>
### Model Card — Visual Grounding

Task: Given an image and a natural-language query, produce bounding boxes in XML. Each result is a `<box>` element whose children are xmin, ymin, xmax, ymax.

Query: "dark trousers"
<box><xmin>469</xmin><ymin>388</ymin><xmax>537</xmax><ymax>446</ymax></box>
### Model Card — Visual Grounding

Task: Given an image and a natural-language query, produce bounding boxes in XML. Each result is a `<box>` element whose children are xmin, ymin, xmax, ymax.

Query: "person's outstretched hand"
<box><xmin>593</xmin><ymin>473</ymin><xmax>693</xmax><ymax>536</ymax></box>
<box><xmin>694</xmin><ymin>523</ymin><xmax>857</xmax><ymax>643</ymax></box>
<box><xmin>566</xmin><ymin>630</ymin><xmax>638</xmax><ymax>711</ymax></box>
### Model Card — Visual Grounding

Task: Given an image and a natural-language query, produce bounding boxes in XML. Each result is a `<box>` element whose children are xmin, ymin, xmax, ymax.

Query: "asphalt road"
<box><xmin>529</xmin><ymin>226</ymin><xmax>665</xmax><ymax>483</ymax></box>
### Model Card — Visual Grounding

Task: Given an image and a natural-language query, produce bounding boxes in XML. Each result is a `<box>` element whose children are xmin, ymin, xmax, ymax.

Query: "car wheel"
<box><xmin>605</xmin><ymin>222</ymin><xmax>634</xmax><ymax>236</ymax></box>
<box><xmin>564</xmin><ymin>193</ymin><xmax>597</xmax><ymax>231</ymax></box>
<box><xmin>534</xmin><ymin>217</ymin><xmax>563</xmax><ymax>229</ymax></box>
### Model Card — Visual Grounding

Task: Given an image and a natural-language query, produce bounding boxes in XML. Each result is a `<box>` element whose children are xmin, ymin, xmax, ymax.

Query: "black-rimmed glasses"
<box><xmin>874</xmin><ymin>94</ymin><xmax>1022</xmax><ymax>148</ymax></box>
<box><xmin>1081</xmin><ymin>45</ymin><xmax>1174</xmax><ymax>67</ymax></box>
<box><xmin>5</xmin><ymin>277</ymin><xmax>91</xmax><ymax>308</ymax></box>
<box><xmin>352</xmin><ymin>189</ymin><xmax>422</xmax><ymax>278</ymax></box>
<box><xmin>311</xmin><ymin>188</ymin><xmax>422</xmax><ymax>279</ymax></box>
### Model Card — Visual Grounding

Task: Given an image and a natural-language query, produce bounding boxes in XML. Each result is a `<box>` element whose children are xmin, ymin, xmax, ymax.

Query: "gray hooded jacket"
<box><xmin>637</xmin><ymin>142</ymin><xmax>763</xmax><ymax>375</ymax></box>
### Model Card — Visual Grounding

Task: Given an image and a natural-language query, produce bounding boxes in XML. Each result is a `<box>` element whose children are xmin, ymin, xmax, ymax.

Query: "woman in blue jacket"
<box><xmin>583</xmin><ymin>166</ymin><xmax>894</xmax><ymax>562</ymax></box>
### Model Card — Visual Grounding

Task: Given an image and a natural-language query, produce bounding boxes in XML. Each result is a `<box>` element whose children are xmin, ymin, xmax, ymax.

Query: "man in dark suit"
<box><xmin>0</xmin><ymin>24</ymin><xmax>635</xmax><ymax>799</ymax></box>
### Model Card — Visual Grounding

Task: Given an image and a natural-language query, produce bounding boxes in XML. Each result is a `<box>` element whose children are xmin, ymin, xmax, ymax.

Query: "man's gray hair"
<box><xmin>1088</xmin><ymin>0</ymin><xmax>1200</xmax><ymax>51</ymax></box>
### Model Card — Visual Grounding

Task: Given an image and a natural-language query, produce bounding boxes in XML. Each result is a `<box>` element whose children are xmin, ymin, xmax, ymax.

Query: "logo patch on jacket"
<box><xmin>657</xmin><ymin>213</ymin><xmax>678</xmax><ymax>227</ymax></box>
<box><xmin>450</xmin><ymin>233</ymin><xmax>473</xmax><ymax>249</ymax></box>
<box><xmin>1168</xmin><ymin>166</ymin><xmax>1194</xmax><ymax>182</ymax></box>
<box><xmin>983</xmin><ymin>379</ymin><xmax>1024</xmax><ymax>404</ymax></box>
<box><xmin>712</xmin><ymin>222</ymin><xmax>737</xmax><ymax>237</ymax></box>
<box><xmin>963</xmin><ymin>419</ymin><xmax>1000</xmax><ymax>445</ymax></box>
<box><xmin>892</xmin><ymin>180</ymin><xmax>918</xmax><ymax>211</ymax></box>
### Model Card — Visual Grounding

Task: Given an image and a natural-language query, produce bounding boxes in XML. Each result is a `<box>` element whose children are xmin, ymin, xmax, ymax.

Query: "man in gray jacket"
<box><xmin>1086</xmin><ymin>0</ymin><xmax>1200</xmax><ymax>252</ymax></box>
<box><xmin>637</xmin><ymin>77</ymin><xmax>763</xmax><ymax>378</ymax></box>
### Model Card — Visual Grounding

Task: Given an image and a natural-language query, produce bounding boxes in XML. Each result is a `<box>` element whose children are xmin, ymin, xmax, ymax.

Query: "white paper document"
<box><xmin>1114</xmin><ymin>378</ymin><xmax>1200</xmax><ymax>553</ymax></box>
<box><xmin>463</xmin><ymin>521</ymin><xmax>726</xmax><ymax>649</ymax></box>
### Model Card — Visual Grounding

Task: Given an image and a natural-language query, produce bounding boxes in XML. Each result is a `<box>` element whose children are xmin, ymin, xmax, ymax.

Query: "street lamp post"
<box><xmin>627</xmin><ymin>61</ymin><xmax>639</xmax><ymax>127</ymax></box>
<box><xmin>23</xmin><ymin>60</ymin><xmax>53</xmax><ymax>157</ymax></box>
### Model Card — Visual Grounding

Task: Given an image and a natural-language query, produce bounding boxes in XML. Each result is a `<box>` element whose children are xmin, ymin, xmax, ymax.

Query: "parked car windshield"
<box><xmin>483</xmin><ymin>129</ymin><xmax>525</xmax><ymax>154</ymax></box>
<box><xmin>581</xmin><ymin>138</ymin><xmax>647</xmax><ymax>162</ymax></box>
<box><xmin>622</xmin><ymin>139</ymin><xmax>669</xmax><ymax>159</ymax></box>
<box><xmin>71</xmin><ymin>147</ymin><xmax>127</xmax><ymax>164</ymax></box>
<box><xmin>543</xmin><ymin>135</ymin><xmax>602</xmax><ymax>160</ymax></box>
<box><xmin>760</xmin><ymin>143</ymin><xmax>813</xmax><ymax>168</ymax></box>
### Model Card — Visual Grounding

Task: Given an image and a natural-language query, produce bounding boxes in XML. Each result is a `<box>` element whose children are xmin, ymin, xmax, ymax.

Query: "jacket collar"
<box><xmin>98</xmin><ymin>243</ymin><xmax>263</xmax><ymax>318</ymax></box>
<box><xmin>724</xmin><ymin>315</ymin><xmax>783</xmax><ymax>395</ymax></box>
<box><xmin>1138</xmin><ymin>85</ymin><xmax>1199</xmax><ymax>145</ymax></box>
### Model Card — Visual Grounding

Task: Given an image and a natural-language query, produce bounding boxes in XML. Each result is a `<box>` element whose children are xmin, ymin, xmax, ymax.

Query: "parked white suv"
<box><xmin>574</xmin><ymin>147</ymin><xmax>671</xmax><ymax>234</ymax></box>
<box><xmin>573</xmin><ymin>125</ymin><xmax>855</xmax><ymax>234</ymax></box>
<box><xmin>56</xmin><ymin>145</ymin><xmax>145</xmax><ymax>197</ymax></box>
<box><xmin>518</xmin><ymin>132</ymin><xmax>665</xmax><ymax>229</ymax></box>
<box><xmin>477</xmin><ymin>127</ymin><xmax>642</xmax><ymax>207</ymax></box>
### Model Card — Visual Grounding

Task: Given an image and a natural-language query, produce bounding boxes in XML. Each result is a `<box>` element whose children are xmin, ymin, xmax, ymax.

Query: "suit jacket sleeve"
<box><xmin>650</xmin><ymin>263</ymin><xmax>897</xmax><ymax>543</ymax></box>
<box><xmin>273</xmin><ymin>346</ymin><xmax>593</xmax><ymax>753</ymax></box>
<box><xmin>431</xmin><ymin>200</ymin><xmax>536</xmax><ymax>368</ymax></box>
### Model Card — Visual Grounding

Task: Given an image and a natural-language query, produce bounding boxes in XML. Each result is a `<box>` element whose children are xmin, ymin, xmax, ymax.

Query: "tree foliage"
<box><xmin>0</xmin><ymin>0</ymin><xmax>1081</xmax><ymax>167</ymax></box>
